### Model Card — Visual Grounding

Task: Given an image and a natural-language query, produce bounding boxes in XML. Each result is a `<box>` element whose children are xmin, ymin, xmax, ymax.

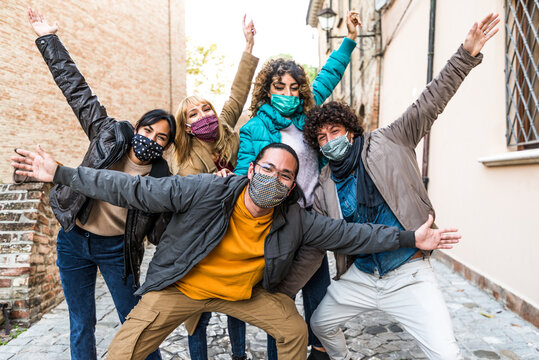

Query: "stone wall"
<box><xmin>0</xmin><ymin>182</ymin><xmax>61</xmax><ymax>327</ymax></box>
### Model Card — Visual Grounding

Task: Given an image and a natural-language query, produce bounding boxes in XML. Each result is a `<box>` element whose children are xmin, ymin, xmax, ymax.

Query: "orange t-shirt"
<box><xmin>175</xmin><ymin>187</ymin><xmax>273</xmax><ymax>301</ymax></box>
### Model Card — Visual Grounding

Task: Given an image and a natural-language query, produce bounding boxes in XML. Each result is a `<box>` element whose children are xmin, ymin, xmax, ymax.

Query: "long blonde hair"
<box><xmin>173</xmin><ymin>96</ymin><xmax>239</xmax><ymax>170</ymax></box>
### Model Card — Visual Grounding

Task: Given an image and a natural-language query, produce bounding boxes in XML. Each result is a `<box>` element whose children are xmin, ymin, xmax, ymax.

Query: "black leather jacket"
<box><xmin>36</xmin><ymin>34</ymin><xmax>171</xmax><ymax>288</ymax></box>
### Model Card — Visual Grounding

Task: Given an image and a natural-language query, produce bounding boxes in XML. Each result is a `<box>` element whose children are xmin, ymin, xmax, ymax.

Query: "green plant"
<box><xmin>186</xmin><ymin>38</ymin><xmax>227</xmax><ymax>96</ymax></box>
<box><xmin>0</xmin><ymin>325</ymin><xmax>27</xmax><ymax>345</ymax></box>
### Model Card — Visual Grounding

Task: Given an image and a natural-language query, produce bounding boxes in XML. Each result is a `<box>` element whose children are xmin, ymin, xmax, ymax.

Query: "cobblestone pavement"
<box><xmin>1</xmin><ymin>248</ymin><xmax>538</xmax><ymax>359</ymax></box>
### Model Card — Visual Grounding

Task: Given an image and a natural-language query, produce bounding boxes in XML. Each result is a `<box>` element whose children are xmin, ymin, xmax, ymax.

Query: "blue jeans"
<box><xmin>56</xmin><ymin>226</ymin><xmax>161</xmax><ymax>360</ymax></box>
<box><xmin>188</xmin><ymin>312</ymin><xmax>246</xmax><ymax>359</ymax></box>
<box><xmin>267</xmin><ymin>255</ymin><xmax>331</xmax><ymax>359</ymax></box>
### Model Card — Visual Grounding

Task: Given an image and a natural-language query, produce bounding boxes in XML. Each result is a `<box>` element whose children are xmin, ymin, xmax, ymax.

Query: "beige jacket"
<box><xmin>277</xmin><ymin>45</ymin><xmax>483</xmax><ymax>294</ymax></box>
<box><xmin>176</xmin><ymin>51</ymin><xmax>259</xmax><ymax>176</ymax></box>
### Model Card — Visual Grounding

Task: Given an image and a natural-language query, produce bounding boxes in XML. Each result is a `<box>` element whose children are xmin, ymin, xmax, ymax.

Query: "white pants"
<box><xmin>310</xmin><ymin>258</ymin><xmax>461</xmax><ymax>360</ymax></box>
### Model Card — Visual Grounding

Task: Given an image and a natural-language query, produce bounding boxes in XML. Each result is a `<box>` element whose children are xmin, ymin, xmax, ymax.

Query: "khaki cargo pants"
<box><xmin>106</xmin><ymin>285</ymin><xmax>308</xmax><ymax>360</ymax></box>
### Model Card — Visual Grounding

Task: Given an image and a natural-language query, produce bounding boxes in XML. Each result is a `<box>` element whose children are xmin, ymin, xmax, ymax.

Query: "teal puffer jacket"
<box><xmin>234</xmin><ymin>38</ymin><xmax>357</xmax><ymax>175</ymax></box>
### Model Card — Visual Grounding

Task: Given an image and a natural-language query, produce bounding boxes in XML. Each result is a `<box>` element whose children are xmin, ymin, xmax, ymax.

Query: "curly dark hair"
<box><xmin>249</xmin><ymin>58</ymin><xmax>314</xmax><ymax>116</ymax></box>
<box><xmin>303</xmin><ymin>101</ymin><xmax>364</xmax><ymax>149</ymax></box>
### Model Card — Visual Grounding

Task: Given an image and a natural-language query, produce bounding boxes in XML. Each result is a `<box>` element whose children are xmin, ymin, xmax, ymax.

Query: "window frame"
<box><xmin>505</xmin><ymin>0</ymin><xmax>539</xmax><ymax>149</ymax></box>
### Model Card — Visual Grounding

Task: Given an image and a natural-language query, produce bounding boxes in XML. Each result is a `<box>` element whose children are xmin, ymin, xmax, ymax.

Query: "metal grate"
<box><xmin>505</xmin><ymin>0</ymin><xmax>539</xmax><ymax>148</ymax></box>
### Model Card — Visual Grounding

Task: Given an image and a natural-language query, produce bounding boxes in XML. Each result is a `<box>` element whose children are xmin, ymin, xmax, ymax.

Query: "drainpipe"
<box><xmin>1</xmin><ymin>303</ymin><xmax>11</xmax><ymax>335</ymax></box>
<box><xmin>422</xmin><ymin>0</ymin><xmax>436</xmax><ymax>190</ymax></box>
<box><xmin>349</xmin><ymin>0</ymin><xmax>353</xmax><ymax>106</ymax></box>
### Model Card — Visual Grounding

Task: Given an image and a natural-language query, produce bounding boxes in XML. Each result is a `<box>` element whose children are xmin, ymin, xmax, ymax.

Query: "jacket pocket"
<box><xmin>267</xmin><ymin>291</ymin><xmax>297</xmax><ymax>319</ymax></box>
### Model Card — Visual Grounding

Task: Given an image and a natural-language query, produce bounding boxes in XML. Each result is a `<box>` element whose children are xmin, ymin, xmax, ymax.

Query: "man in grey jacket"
<box><xmin>12</xmin><ymin>143</ymin><xmax>460</xmax><ymax>360</ymax></box>
<box><xmin>299</xmin><ymin>13</ymin><xmax>500</xmax><ymax>360</ymax></box>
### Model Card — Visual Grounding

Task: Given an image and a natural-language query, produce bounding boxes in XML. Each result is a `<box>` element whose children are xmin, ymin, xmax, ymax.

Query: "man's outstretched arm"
<box><xmin>12</xmin><ymin>145</ymin><xmax>197</xmax><ymax>214</ymax></box>
<box><xmin>302</xmin><ymin>209</ymin><xmax>460</xmax><ymax>254</ymax></box>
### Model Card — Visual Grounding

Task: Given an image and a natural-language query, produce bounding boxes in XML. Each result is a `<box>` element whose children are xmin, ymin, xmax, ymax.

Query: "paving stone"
<box><xmin>343</xmin><ymin>328</ymin><xmax>361</xmax><ymax>338</ymax></box>
<box><xmin>473</xmin><ymin>349</ymin><xmax>501</xmax><ymax>359</ymax></box>
<box><xmin>1</xmin><ymin>336</ymin><xmax>32</xmax><ymax>346</ymax></box>
<box><xmin>10</xmin><ymin>354</ymin><xmax>47</xmax><ymax>360</ymax></box>
<box><xmin>3</xmin><ymin>249</ymin><xmax>539</xmax><ymax>359</ymax></box>
<box><xmin>498</xmin><ymin>349</ymin><xmax>520</xmax><ymax>360</ymax></box>
<box><xmin>365</xmin><ymin>325</ymin><xmax>388</xmax><ymax>335</ymax></box>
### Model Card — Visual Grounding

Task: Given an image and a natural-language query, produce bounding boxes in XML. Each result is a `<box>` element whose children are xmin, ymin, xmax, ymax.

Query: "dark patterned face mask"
<box><xmin>131</xmin><ymin>134</ymin><xmax>164</xmax><ymax>162</ymax></box>
<box><xmin>248</xmin><ymin>172</ymin><xmax>291</xmax><ymax>208</ymax></box>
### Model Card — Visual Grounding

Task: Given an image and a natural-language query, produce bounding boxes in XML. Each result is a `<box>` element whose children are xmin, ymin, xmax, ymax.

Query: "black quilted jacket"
<box><xmin>36</xmin><ymin>34</ymin><xmax>171</xmax><ymax>288</ymax></box>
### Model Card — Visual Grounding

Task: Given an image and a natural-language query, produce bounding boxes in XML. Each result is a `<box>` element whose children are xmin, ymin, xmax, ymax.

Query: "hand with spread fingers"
<box><xmin>27</xmin><ymin>7</ymin><xmax>58</xmax><ymax>37</ymax></box>
<box><xmin>464</xmin><ymin>12</ymin><xmax>500</xmax><ymax>56</ymax></box>
<box><xmin>11</xmin><ymin>145</ymin><xmax>58</xmax><ymax>183</ymax></box>
<box><xmin>414</xmin><ymin>215</ymin><xmax>461</xmax><ymax>250</ymax></box>
<box><xmin>346</xmin><ymin>10</ymin><xmax>362</xmax><ymax>40</ymax></box>
<box><xmin>243</xmin><ymin>14</ymin><xmax>256</xmax><ymax>53</ymax></box>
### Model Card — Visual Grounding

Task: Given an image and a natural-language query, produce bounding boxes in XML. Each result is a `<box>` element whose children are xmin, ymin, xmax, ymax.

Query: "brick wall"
<box><xmin>0</xmin><ymin>182</ymin><xmax>61</xmax><ymax>327</ymax></box>
<box><xmin>0</xmin><ymin>0</ymin><xmax>186</xmax><ymax>183</ymax></box>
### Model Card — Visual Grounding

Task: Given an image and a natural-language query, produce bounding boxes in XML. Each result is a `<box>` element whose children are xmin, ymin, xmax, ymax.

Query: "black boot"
<box><xmin>232</xmin><ymin>356</ymin><xmax>249</xmax><ymax>360</ymax></box>
<box><xmin>307</xmin><ymin>347</ymin><xmax>330</xmax><ymax>360</ymax></box>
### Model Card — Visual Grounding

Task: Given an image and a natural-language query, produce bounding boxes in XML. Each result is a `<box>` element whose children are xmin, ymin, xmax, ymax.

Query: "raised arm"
<box><xmin>28</xmin><ymin>8</ymin><xmax>115</xmax><ymax>141</ymax></box>
<box><xmin>311</xmin><ymin>11</ymin><xmax>360</xmax><ymax>105</ymax></box>
<box><xmin>12</xmin><ymin>145</ymin><xmax>198</xmax><ymax>214</ymax></box>
<box><xmin>382</xmin><ymin>13</ymin><xmax>499</xmax><ymax>148</ymax></box>
<box><xmin>219</xmin><ymin>15</ymin><xmax>259</xmax><ymax>129</ymax></box>
<box><xmin>234</xmin><ymin>120</ymin><xmax>265</xmax><ymax>175</ymax></box>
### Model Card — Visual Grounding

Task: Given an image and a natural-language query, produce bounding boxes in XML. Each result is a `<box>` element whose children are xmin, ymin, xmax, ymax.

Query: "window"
<box><xmin>505</xmin><ymin>0</ymin><xmax>539</xmax><ymax>149</ymax></box>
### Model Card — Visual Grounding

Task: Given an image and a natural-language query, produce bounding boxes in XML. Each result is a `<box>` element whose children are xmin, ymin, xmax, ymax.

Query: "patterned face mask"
<box><xmin>248</xmin><ymin>172</ymin><xmax>291</xmax><ymax>208</ymax></box>
<box><xmin>187</xmin><ymin>114</ymin><xmax>219</xmax><ymax>142</ymax></box>
<box><xmin>131</xmin><ymin>133</ymin><xmax>164</xmax><ymax>162</ymax></box>
<box><xmin>320</xmin><ymin>132</ymin><xmax>352</xmax><ymax>161</ymax></box>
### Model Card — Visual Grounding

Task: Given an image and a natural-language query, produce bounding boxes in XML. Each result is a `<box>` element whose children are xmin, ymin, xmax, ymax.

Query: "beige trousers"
<box><xmin>106</xmin><ymin>285</ymin><xmax>308</xmax><ymax>360</ymax></box>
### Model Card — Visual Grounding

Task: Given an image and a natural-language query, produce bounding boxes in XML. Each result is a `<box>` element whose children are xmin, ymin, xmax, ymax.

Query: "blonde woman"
<box><xmin>172</xmin><ymin>16</ymin><xmax>259</xmax><ymax>360</ymax></box>
<box><xmin>173</xmin><ymin>18</ymin><xmax>258</xmax><ymax>178</ymax></box>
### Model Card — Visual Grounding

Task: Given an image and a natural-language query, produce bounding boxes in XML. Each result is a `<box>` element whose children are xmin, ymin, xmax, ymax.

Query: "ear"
<box><xmin>287</xmin><ymin>181</ymin><xmax>296</xmax><ymax>196</ymax></box>
<box><xmin>185</xmin><ymin>125</ymin><xmax>192</xmax><ymax>134</ymax></box>
<box><xmin>247</xmin><ymin>162</ymin><xmax>255</xmax><ymax>180</ymax></box>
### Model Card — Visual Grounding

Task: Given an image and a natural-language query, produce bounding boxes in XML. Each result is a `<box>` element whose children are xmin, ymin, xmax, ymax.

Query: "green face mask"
<box><xmin>271</xmin><ymin>94</ymin><xmax>301</xmax><ymax>117</ymax></box>
<box><xmin>320</xmin><ymin>132</ymin><xmax>352</xmax><ymax>161</ymax></box>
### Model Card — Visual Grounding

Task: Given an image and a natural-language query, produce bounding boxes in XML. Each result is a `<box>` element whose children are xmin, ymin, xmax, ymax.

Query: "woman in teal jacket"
<box><xmin>235</xmin><ymin>14</ymin><xmax>359</xmax><ymax>176</ymax></box>
<box><xmin>234</xmin><ymin>10</ymin><xmax>361</xmax><ymax>360</ymax></box>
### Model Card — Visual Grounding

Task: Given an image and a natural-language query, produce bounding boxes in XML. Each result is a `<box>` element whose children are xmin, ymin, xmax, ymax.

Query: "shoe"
<box><xmin>307</xmin><ymin>348</ymin><xmax>330</xmax><ymax>360</ymax></box>
<box><xmin>232</xmin><ymin>356</ymin><xmax>249</xmax><ymax>360</ymax></box>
